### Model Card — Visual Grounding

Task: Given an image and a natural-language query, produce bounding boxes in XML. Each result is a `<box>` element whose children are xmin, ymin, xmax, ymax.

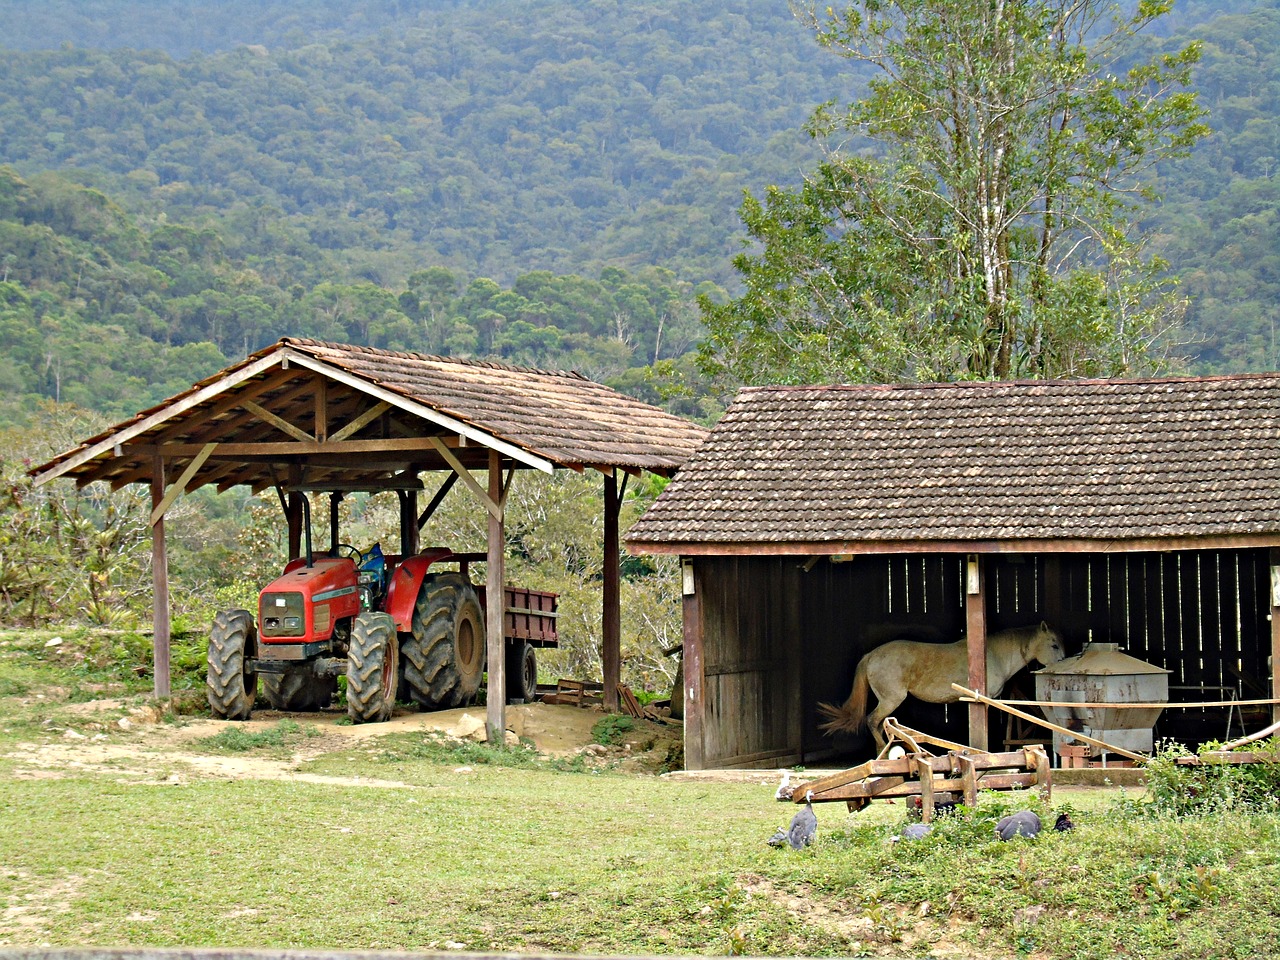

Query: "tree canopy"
<box><xmin>700</xmin><ymin>0</ymin><xmax>1210</xmax><ymax>386</ymax></box>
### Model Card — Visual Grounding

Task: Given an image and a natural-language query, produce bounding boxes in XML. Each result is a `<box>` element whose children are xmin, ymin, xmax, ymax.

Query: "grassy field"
<box><xmin>3</xmin><ymin>629</ymin><xmax>1280</xmax><ymax>959</ymax></box>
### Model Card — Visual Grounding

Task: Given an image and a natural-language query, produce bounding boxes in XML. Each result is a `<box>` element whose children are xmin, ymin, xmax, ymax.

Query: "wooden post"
<box><xmin>399</xmin><ymin>489</ymin><xmax>419</xmax><ymax>557</ymax></box>
<box><xmin>682</xmin><ymin>559</ymin><xmax>704</xmax><ymax>770</ymax></box>
<box><xmin>486</xmin><ymin>449</ymin><xmax>507</xmax><ymax>745</ymax></box>
<box><xmin>965</xmin><ymin>553</ymin><xmax>988</xmax><ymax>751</ymax></box>
<box><xmin>328</xmin><ymin>493</ymin><xmax>342</xmax><ymax>554</ymax></box>
<box><xmin>150</xmin><ymin>455</ymin><xmax>171</xmax><ymax>700</ymax></box>
<box><xmin>286</xmin><ymin>465</ymin><xmax>304</xmax><ymax>560</ymax></box>
<box><xmin>602</xmin><ymin>470</ymin><xmax>621</xmax><ymax>714</ymax></box>
<box><xmin>1271</xmin><ymin>549</ymin><xmax>1280</xmax><ymax>725</ymax></box>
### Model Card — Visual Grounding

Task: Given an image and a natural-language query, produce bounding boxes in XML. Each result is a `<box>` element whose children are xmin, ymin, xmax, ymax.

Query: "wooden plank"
<box><xmin>149</xmin><ymin>443</ymin><xmax>217</xmax><ymax>525</ymax></box>
<box><xmin>485</xmin><ymin>449</ymin><xmax>506</xmax><ymax>744</ymax></box>
<box><xmin>431</xmin><ymin>436</ymin><xmax>501</xmax><ymax>520</ymax></box>
<box><xmin>955</xmin><ymin>683</ymin><xmax>1147</xmax><ymax>762</ymax></box>
<box><xmin>1271</xmin><ymin>547</ymin><xmax>1280</xmax><ymax>726</ymax></box>
<box><xmin>30</xmin><ymin>351</ymin><xmax>286</xmax><ymax>485</ymax></box>
<box><xmin>966</xmin><ymin>554</ymin><xmax>988</xmax><ymax>751</ymax></box>
<box><xmin>314</xmin><ymin>376</ymin><xmax>328</xmax><ymax>442</ymax></box>
<box><xmin>682</xmin><ymin>566</ymin><xmax>705</xmax><ymax>770</ymax></box>
<box><xmin>603</xmin><ymin>471</ymin><xmax>621</xmax><ymax>714</ymax></box>
<box><xmin>329</xmin><ymin>401</ymin><xmax>392</xmax><ymax>442</ymax></box>
<box><xmin>282</xmin><ymin>348</ymin><xmax>555</xmax><ymax>473</ymax></box>
<box><xmin>242</xmin><ymin>400</ymin><xmax>315</xmax><ymax>443</ymax></box>
<box><xmin>150</xmin><ymin>455</ymin><xmax>171</xmax><ymax>700</ymax></box>
<box><xmin>630</xmin><ymin>534</ymin><xmax>1280</xmax><ymax>557</ymax></box>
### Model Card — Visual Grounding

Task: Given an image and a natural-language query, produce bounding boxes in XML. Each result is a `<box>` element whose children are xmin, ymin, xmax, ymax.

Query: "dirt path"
<box><xmin>7</xmin><ymin>698</ymin><xmax>666</xmax><ymax>785</ymax></box>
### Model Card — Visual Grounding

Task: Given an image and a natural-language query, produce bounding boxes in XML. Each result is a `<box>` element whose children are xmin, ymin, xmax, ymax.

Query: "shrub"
<box><xmin>1143</xmin><ymin>737</ymin><xmax>1280</xmax><ymax>816</ymax></box>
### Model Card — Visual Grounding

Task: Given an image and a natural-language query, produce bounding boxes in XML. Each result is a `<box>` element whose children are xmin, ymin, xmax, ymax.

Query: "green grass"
<box><xmin>4</xmin><ymin>630</ymin><xmax>1280</xmax><ymax>957</ymax></box>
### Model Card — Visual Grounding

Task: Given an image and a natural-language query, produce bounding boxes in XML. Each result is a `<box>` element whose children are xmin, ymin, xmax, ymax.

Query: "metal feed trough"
<box><xmin>1034</xmin><ymin>642</ymin><xmax>1169</xmax><ymax>763</ymax></box>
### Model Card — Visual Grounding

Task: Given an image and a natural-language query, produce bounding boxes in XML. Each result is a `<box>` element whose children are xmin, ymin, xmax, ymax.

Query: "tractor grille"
<box><xmin>260</xmin><ymin>591</ymin><xmax>305</xmax><ymax>637</ymax></box>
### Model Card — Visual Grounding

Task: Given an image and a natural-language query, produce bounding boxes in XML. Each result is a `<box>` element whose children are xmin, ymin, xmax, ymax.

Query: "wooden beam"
<box><xmin>242</xmin><ymin>400</ymin><xmax>315</xmax><ymax>443</ymax></box>
<box><xmin>30</xmin><ymin>351</ymin><xmax>286</xmax><ymax>485</ymax></box>
<box><xmin>135</xmin><ymin>436</ymin><xmax>476</xmax><ymax>458</ymax></box>
<box><xmin>628</xmin><ymin>534</ymin><xmax>1280</xmax><ymax>556</ymax></box>
<box><xmin>150</xmin><ymin>455</ymin><xmax>171</xmax><ymax>700</ymax></box>
<box><xmin>682</xmin><ymin>559</ymin><xmax>705</xmax><ymax>770</ymax></box>
<box><xmin>330</xmin><ymin>401</ymin><xmax>392</xmax><ymax>442</ymax></box>
<box><xmin>486</xmin><ymin>449</ymin><xmax>507</xmax><ymax>745</ymax></box>
<box><xmin>603</xmin><ymin>470</ymin><xmax>621</xmax><ymax>714</ymax></box>
<box><xmin>965</xmin><ymin>554</ymin><xmax>988</xmax><ymax>752</ymax></box>
<box><xmin>1271</xmin><ymin>548</ymin><xmax>1280</xmax><ymax>726</ymax></box>
<box><xmin>429</xmin><ymin>437</ymin><xmax>501</xmax><ymax>520</ymax></box>
<box><xmin>419</xmin><ymin>473</ymin><xmax>458</xmax><ymax>528</ymax></box>
<box><xmin>314</xmin><ymin>377</ymin><xmax>328</xmax><ymax>442</ymax></box>
<box><xmin>281</xmin><ymin>347</ymin><xmax>554</xmax><ymax>473</ymax></box>
<box><xmin>149</xmin><ymin>443</ymin><xmax>217</xmax><ymax>526</ymax></box>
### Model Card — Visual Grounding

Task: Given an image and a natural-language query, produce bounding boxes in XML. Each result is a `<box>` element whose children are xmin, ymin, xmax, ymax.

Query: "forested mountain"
<box><xmin>0</xmin><ymin>0</ymin><xmax>1276</xmax><ymax>431</ymax></box>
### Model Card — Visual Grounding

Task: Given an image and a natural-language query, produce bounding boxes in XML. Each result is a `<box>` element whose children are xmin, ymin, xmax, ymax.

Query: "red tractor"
<box><xmin>206</xmin><ymin>503</ymin><xmax>557</xmax><ymax>723</ymax></box>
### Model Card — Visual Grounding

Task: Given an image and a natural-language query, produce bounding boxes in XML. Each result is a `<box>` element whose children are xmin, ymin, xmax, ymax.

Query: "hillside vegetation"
<box><xmin>0</xmin><ymin>0</ymin><xmax>1275</xmax><ymax>426</ymax></box>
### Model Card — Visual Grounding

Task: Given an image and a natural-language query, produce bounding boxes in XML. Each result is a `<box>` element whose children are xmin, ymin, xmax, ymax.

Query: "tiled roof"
<box><xmin>283</xmin><ymin>338</ymin><xmax>706</xmax><ymax>472</ymax></box>
<box><xmin>625</xmin><ymin>375</ymin><xmax>1280</xmax><ymax>551</ymax></box>
<box><xmin>31</xmin><ymin>338</ymin><xmax>708</xmax><ymax>491</ymax></box>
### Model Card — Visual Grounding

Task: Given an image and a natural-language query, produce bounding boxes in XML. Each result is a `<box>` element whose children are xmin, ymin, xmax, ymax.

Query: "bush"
<box><xmin>1143</xmin><ymin>738</ymin><xmax>1280</xmax><ymax>816</ymax></box>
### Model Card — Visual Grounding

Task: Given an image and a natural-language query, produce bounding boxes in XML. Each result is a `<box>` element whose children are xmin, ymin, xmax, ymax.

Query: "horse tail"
<box><xmin>818</xmin><ymin>659</ymin><xmax>870</xmax><ymax>736</ymax></box>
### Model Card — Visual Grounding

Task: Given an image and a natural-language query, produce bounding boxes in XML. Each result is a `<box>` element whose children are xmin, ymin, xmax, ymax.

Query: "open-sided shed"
<box><xmin>31</xmin><ymin>337</ymin><xmax>707</xmax><ymax>737</ymax></box>
<box><xmin>626</xmin><ymin>375</ymin><xmax>1280</xmax><ymax>770</ymax></box>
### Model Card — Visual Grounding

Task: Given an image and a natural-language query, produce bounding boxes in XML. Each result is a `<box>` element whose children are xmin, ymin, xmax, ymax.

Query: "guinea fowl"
<box><xmin>994</xmin><ymin>810</ymin><xmax>1042</xmax><ymax>841</ymax></box>
<box><xmin>768</xmin><ymin>790</ymin><xmax>818</xmax><ymax>849</ymax></box>
<box><xmin>895</xmin><ymin>822</ymin><xmax>933</xmax><ymax>842</ymax></box>
<box><xmin>774</xmin><ymin>769</ymin><xmax>795</xmax><ymax>802</ymax></box>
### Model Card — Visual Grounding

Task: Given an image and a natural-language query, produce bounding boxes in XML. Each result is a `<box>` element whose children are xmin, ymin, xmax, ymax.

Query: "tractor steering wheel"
<box><xmin>332</xmin><ymin>543</ymin><xmax>363</xmax><ymax>563</ymax></box>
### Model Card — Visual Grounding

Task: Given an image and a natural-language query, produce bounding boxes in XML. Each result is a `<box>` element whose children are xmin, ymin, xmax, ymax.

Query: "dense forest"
<box><xmin>0</xmin><ymin>1</ymin><xmax>1278</xmax><ymax>668</ymax></box>
<box><xmin>0</xmin><ymin>0</ymin><xmax>1275</xmax><ymax>430</ymax></box>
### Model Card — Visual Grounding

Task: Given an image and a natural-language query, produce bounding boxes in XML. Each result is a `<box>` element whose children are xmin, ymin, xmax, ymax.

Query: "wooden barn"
<box><xmin>626</xmin><ymin>375</ymin><xmax>1280</xmax><ymax>770</ymax></box>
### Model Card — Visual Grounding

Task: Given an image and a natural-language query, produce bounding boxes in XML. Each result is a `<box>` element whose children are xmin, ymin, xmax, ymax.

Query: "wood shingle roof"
<box><xmin>625</xmin><ymin>374</ymin><xmax>1280</xmax><ymax>555</ymax></box>
<box><xmin>32</xmin><ymin>338</ymin><xmax>708</xmax><ymax>492</ymax></box>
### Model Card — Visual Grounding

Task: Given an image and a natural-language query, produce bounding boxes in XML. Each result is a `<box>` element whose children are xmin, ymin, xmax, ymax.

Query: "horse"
<box><xmin>817</xmin><ymin>622</ymin><xmax>1066</xmax><ymax>751</ymax></box>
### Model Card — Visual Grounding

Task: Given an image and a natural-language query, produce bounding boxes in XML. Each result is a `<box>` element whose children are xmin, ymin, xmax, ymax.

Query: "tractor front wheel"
<box><xmin>346</xmin><ymin>612</ymin><xmax>398</xmax><ymax>723</ymax></box>
<box><xmin>402</xmin><ymin>572</ymin><xmax>485</xmax><ymax>709</ymax></box>
<box><xmin>263</xmin><ymin>670</ymin><xmax>336</xmax><ymax>711</ymax></box>
<box><xmin>207</xmin><ymin>609</ymin><xmax>258</xmax><ymax>721</ymax></box>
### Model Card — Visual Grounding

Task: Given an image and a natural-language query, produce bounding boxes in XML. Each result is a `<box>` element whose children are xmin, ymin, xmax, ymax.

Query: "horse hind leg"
<box><xmin>865</xmin><ymin>690</ymin><xmax>903</xmax><ymax>753</ymax></box>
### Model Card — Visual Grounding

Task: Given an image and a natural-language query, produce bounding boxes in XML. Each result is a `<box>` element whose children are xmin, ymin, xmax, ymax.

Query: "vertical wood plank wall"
<box><xmin>691</xmin><ymin>548</ymin><xmax>1272</xmax><ymax>769</ymax></box>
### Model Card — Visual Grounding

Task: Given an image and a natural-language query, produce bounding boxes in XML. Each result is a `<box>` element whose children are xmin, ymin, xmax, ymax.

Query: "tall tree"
<box><xmin>700</xmin><ymin>0</ymin><xmax>1209</xmax><ymax>385</ymax></box>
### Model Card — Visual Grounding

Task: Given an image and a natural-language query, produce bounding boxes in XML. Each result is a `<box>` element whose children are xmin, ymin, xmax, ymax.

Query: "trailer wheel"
<box><xmin>507</xmin><ymin>640</ymin><xmax>538</xmax><ymax>703</ymax></box>
<box><xmin>346</xmin><ymin>612</ymin><xmax>398</xmax><ymax>723</ymax></box>
<box><xmin>403</xmin><ymin>572</ymin><xmax>485</xmax><ymax>709</ymax></box>
<box><xmin>263</xmin><ymin>670</ymin><xmax>335</xmax><ymax>711</ymax></box>
<box><xmin>207</xmin><ymin>609</ymin><xmax>258</xmax><ymax>721</ymax></box>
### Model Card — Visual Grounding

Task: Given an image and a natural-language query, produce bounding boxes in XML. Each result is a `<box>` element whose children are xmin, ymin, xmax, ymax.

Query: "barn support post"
<box><xmin>602</xmin><ymin>469</ymin><xmax>621</xmax><ymax>714</ymax></box>
<box><xmin>149</xmin><ymin>454</ymin><xmax>172</xmax><ymax>700</ymax></box>
<box><xmin>681</xmin><ymin>558</ymin><xmax>704</xmax><ymax>770</ymax></box>
<box><xmin>965</xmin><ymin>553</ymin><xmax>988</xmax><ymax>752</ymax></box>
<box><xmin>1271</xmin><ymin>548</ymin><xmax>1280</xmax><ymax>725</ymax></box>
<box><xmin>286</xmin><ymin>465</ymin><xmax>304</xmax><ymax>560</ymax></box>
<box><xmin>486</xmin><ymin>449</ymin><xmax>507</xmax><ymax>745</ymax></box>
<box><xmin>398</xmin><ymin>489</ymin><xmax>419</xmax><ymax>556</ymax></box>
<box><xmin>328</xmin><ymin>493</ymin><xmax>342</xmax><ymax>554</ymax></box>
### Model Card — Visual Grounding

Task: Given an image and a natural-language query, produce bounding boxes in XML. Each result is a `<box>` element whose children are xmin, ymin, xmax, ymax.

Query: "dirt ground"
<box><xmin>7</xmin><ymin>697</ymin><xmax>686</xmax><ymax>786</ymax></box>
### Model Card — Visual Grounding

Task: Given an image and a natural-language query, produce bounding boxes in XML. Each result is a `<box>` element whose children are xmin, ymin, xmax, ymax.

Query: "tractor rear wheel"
<box><xmin>263</xmin><ymin>670</ymin><xmax>335</xmax><ymax>711</ymax></box>
<box><xmin>346</xmin><ymin>612</ymin><xmax>398</xmax><ymax>723</ymax></box>
<box><xmin>207</xmin><ymin>609</ymin><xmax>258</xmax><ymax>721</ymax></box>
<box><xmin>506</xmin><ymin>640</ymin><xmax>538</xmax><ymax>703</ymax></box>
<box><xmin>402</xmin><ymin>572</ymin><xmax>485</xmax><ymax>709</ymax></box>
